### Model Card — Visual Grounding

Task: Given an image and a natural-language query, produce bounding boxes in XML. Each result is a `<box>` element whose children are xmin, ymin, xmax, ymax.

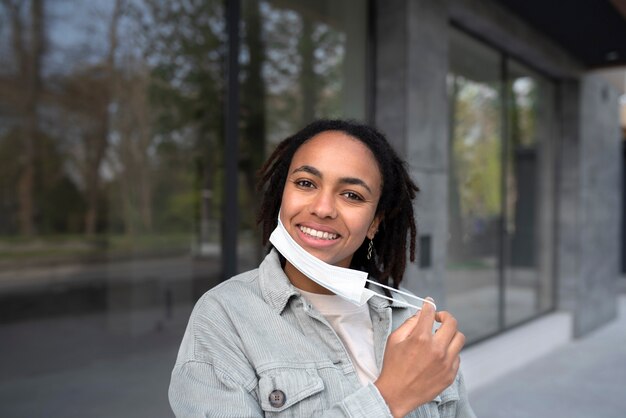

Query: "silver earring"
<box><xmin>367</xmin><ymin>239</ymin><xmax>374</xmax><ymax>260</ymax></box>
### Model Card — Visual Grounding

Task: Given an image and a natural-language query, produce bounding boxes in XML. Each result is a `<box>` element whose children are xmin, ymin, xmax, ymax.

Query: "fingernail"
<box><xmin>426</xmin><ymin>296</ymin><xmax>434</xmax><ymax>302</ymax></box>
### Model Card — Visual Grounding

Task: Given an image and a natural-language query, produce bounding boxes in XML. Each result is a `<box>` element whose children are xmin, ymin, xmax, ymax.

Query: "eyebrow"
<box><xmin>291</xmin><ymin>165</ymin><xmax>373</xmax><ymax>194</ymax></box>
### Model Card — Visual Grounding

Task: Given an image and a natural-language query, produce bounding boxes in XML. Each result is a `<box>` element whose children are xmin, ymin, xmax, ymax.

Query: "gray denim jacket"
<box><xmin>169</xmin><ymin>249</ymin><xmax>476</xmax><ymax>417</ymax></box>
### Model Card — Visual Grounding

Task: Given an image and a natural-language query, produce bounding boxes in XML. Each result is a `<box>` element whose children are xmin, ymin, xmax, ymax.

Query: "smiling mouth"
<box><xmin>299</xmin><ymin>225</ymin><xmax>339</xmax><ymax>240</ymax></box>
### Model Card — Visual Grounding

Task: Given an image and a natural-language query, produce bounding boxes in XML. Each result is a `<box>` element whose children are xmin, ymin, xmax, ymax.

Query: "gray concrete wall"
<box><xmin>374</xmin><ymin>0</ymin><xmax>408</xmax><ymax>155</ymax></box>
<box><xmin>558</xmin><ymin>77</ymin><xmax>622</xmax><ymax>337</ymax></box>
<box><xmin>375</xmin><ymin>0</ymin><xmax>449</xmax><ymax>304</ymax></box>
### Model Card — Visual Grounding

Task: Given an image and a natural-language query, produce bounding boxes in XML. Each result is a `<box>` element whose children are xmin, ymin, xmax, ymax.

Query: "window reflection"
<box><xmin>237</xmin><ymin>0</ymin><xmax>368</xmax><ymax>271</ymax></box>
<box><xmin>0</xmin><ymin>0</ymin><xmax>225</xmax><ymax>415</ymax></box>
<box><xmin>504</xmin><ymin>61</ymin><xmax>556</xmax><ymax>326</ymax></box>
<box><xmin>447</xmin><ymin>29</ymin><xmax>502</xmax><ymax>342</ymax></box>
<box><xmin>447</xmin><ymin>29</ymin><xmax>556</xmax><ymax>343</ymax></box>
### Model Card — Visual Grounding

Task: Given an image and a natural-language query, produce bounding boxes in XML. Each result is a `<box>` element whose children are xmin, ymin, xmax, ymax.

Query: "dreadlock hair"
<box><xmin>257</xmin><ymin>119</ymin><xmax>419</xmax><ymax>289</ymax></box>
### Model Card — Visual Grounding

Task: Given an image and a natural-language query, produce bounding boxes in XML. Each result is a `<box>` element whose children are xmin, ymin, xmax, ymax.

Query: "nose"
<box><xmin>309</xmin><ymin>190</ymin><xmax>337</xmax><ymax>219</ymax></box>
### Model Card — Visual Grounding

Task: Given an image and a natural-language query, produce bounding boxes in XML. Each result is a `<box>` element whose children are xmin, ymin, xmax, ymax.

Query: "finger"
<box><xmin>447</xmin><ymin>330</ymin><xmax>466</xmax><ymax>356</ymax></box>
<box><xmin>433</xmin><ymin>311</ymin><xmax>458</xmax><ymax>344</ymax></box>
<box><xmin>410</xmin><ymin>297</ymin><xmax>436</xmax><ymax>336</ymax></box>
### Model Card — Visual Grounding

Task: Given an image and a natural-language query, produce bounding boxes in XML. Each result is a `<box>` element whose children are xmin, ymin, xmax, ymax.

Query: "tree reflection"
<box><xmin>0</xmin><ymin>0</ymin><xmax>361</xmax><ymax>266</ymax></box>
<box><xmin>1</xmin><ymin>0</ymin><xmax>45</xmax><ymax>237</ymax></box>
<box><xmin>0</xmin><ymin>0</ymin><xmax>226</xmax><ymax>255</ymax></box>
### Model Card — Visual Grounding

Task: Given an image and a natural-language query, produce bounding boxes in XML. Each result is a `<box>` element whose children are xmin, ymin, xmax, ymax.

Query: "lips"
<box><xmin>298</xmin><ymin>225</ymin><xmax>339</xmax><ymax>240</ymax></box>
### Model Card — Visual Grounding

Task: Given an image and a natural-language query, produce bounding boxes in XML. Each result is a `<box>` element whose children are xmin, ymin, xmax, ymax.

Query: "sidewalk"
<box><xmin>469</xmin><ymin>291</ymin><xmax>626</xmax><ymax>418</ymax></box>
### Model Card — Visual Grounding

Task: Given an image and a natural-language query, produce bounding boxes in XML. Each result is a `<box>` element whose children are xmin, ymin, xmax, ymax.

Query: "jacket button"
<box><xmin>269</xmin><ymin>389</ymin><xmax>286</xmax><ymax>408</ymax></box>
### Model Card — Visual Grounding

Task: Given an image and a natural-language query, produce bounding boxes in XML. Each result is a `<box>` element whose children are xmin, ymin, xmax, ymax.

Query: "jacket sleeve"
<box><xmin>168</xmin><ymin>359</ymin><xmax>395</xmax><ymax>417</ymax></box>
<box><xmin>321</xmin><ymin>383</ymin><xmax>394</xmax><ymax>417</ymax></box>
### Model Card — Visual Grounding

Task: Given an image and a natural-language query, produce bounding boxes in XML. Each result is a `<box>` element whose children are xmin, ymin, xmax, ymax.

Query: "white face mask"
<box><xmin>269</xmin><ymin>215</ymin><xmax>436</xmax><ymax>311</ymax></box>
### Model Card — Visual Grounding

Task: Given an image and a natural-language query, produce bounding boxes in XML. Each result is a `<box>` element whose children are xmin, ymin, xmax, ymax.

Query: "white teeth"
<box><xmin>299</xmin><ymin>225</ymin><xmax>337</xmax><ymax>240</ymax></box>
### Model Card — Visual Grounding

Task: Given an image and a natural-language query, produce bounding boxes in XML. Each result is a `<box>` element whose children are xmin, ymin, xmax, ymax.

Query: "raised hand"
<box><xmin>374</xmin><ymin>299</ymin><xmax>465</xmax><ymax>418</ymax></box>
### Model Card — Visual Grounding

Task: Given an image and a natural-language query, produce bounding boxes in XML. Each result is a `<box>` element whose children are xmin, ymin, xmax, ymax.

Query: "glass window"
<box><xmin>447</xmin><ymin>30</ymin><xmax>502</xmax><ymax>342</ymax></box>
<box><xmin>237</xmin><ymin>0</ymin><xmax>368</xmax><ymax>272</ymax></box>
<box><xmin>504</xmin><ymin>61</ymin><xmax>556</xmax><ymax>326</ymax></box>
<box><xmin>447</xmin><ymin>28</ymin><xmax>556</xmax><ymax>343</ymax></box>
<box><xmin>0</xmin><ymin>0</ymin><xmax>225</xmax><ymax>415</ymax></box>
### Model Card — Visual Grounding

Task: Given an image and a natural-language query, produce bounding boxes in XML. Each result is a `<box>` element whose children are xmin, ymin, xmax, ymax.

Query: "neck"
<box><xmin>283</xmin><ymin>260</ymin><xmax>334</xmax><ymax>294</ymax></box>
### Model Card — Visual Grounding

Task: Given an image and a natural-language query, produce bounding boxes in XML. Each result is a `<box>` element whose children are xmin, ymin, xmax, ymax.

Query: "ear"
<box><xmin>367</xmin><ymin>214</ymin><xmax>382</xmax><ymax>240</ymax></box>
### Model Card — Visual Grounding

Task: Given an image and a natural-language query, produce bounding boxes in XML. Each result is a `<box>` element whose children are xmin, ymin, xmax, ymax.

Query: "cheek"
<box><xmin>278</xmin><ymin>187</ymin><xmax>301</xmax><ymax>219</ymax></box>
<box><xmin>279</xmin><ymin>187</ymin><xmax>292</xmax><ymax>207</ymax></box>
<box><xmin>349</xmin><ymin>211</ymin><xmax>377</xmax><ymax>239</ymax></box>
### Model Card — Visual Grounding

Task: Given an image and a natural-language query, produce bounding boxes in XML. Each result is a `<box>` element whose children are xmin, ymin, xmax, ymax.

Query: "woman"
<box><xmin>169</xmin><ymin>120</ymin><xmax>475</xmax><ymax>417</ymax></box>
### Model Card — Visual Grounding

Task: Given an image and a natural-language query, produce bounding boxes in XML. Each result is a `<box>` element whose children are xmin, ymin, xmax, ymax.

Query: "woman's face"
<box><xmin>279</xmin><ymin>130</ymin><xmax>382</xmax><ymax>268</ymax></box>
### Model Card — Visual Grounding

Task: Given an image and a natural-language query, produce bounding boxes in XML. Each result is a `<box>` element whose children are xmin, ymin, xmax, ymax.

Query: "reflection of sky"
<box><xmin>513</xmin><ymin>77</ymin><xmax>533</xmax><ymax>95</ymax></box>
<box><xmin>0</xmin><ymin>1</ymin><xmax>120</xmax><ymax>76</ymax></box>
<box><xmin>260</xmin><ymin>3</ymin><xmax>346</xmax><ymax>95</ymax></box>
<box><xmin>0</xmin><ymin>11</ymin><xmax>10</xmax><ymax>73</ymax></box>
<box><xmin>46</xmin><ymin>1</ymin><xmax>113</xmax><ymax>75</ymax></box>
<box><xmin>2</xmin><ymin>0</ymin><xmax>347</xmax><ymax>92</ymax></box>
<box><xmin>513</xmin><ymin>77</ymin><xmax>534</xmax><ymax>108</ymax></box>
<box><xmin>42</xmin><ymin>0</ymin><xmax>151</xmax><ymax>76</ymax></box>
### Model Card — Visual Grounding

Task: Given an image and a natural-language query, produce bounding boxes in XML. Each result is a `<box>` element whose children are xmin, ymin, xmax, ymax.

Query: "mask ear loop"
<box><xmin>364</xmin><ymin>278</ymin><xmax>437</xmax><ymax>311</ymax></box>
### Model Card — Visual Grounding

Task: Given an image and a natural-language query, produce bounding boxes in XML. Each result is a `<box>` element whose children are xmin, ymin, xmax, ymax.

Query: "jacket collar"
<box><xmin>259</xmin><ymin>248</ymin><xmax>411</xmax><ymax>314</ymax></box>
<box><xmin>259</xmin><ymin>249</ymin><xmax>300</xmax><ymax>314</ymax></box>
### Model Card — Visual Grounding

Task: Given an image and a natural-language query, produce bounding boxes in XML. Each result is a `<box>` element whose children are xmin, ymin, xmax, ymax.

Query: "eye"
<box><xmin>342</xmin><ymin>191</ymin><xmax>364</xmax><ymax>201</ymax></box>
<box><xmin>294</xmin><ymin>179</ymin><xmax>315</xmax><ymax>189</ymax></box>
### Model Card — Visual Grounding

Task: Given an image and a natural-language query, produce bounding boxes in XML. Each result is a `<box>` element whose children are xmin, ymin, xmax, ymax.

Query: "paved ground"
<box><xmin>470</xmin><ymin>291</ymin><xmax>626</xmax><ymax>418</ymax></box>
<box><xmin>0</xmin><ymin>309</ymin><xmax>185</xmax><ymax>418</ymax></box>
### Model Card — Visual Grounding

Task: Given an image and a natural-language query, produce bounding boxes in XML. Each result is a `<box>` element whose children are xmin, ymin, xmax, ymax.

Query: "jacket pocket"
<box><xmin>258</xmin><ymin>367</ymin><xmax>325</xmax><ymax>416</ymax></box>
